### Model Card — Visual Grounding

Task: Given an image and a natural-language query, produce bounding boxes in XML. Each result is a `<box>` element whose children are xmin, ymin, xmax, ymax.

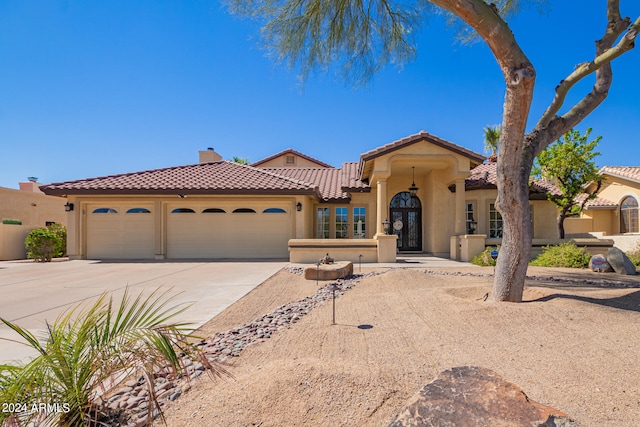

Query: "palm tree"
<box><xmin>232</xmin><ymin>156</ymin><xmax>250</xmax><ymax>165</ymax></box>
<box><xmin>0</xmin><ymin>288</ymin><xmax>230</xmax><ymax>427</ymax></box>
<box><xmin>483</xmin><ymin>125</ymin><xmax>501</xmax><ymax>161</ymax></box>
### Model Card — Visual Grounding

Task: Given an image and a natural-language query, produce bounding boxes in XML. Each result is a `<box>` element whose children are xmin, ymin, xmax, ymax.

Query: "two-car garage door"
<box><xmin>167</xmin><ymin>205</ymin><xmax>291</xmax><ymax>259</ymax></box>
<box><xmin>86</xmin><ymin>203</ymin><xmax>292</xmax><ymax>259</ymax></box>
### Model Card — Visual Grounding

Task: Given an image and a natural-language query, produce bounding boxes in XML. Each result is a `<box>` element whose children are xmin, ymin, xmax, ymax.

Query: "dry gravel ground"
<box><xmin>162</xmin><ymin>266</ymin><xmax>640</xmax><ymax>427</ymax></box>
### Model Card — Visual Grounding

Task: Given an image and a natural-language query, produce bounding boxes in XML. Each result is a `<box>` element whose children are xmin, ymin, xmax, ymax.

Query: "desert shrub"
<box><xmin>25</xmin><ymin>227</ymin><xmax>60</xmax><ymax>262</ymax></box>
<box><xmin>24</xmin><ymin>224</ymin><xmax>67</xmax><ymax>261</ymax></box>
<box><xmin>530</xmin><ymin>242</ymin><xmax>591</xmax><ymax>268</ymax></box>
<box><xmin>471</xmin><ymin>246</ymin><xmax>499</xmax><ymax>266</ymax></box>
<box><xmin>47</xmin><ymin>222</ymin><xmax>67</xmax><ymax>257</ymax></box>
<box><xmin>0</xmin><ymin>288</ymin><xmax>230</xmax><ymax>427</ymax></box>
<box><xmin>626</xmin><ymin>242</ymin><xmax>640</xmax><ymax>267</ymax></box>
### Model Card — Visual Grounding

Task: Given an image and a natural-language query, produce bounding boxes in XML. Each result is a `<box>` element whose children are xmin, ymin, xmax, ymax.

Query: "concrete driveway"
<box><xmin>0</xmin><ymin>259</ymin><xmax>287</xmax><ymax>364</ymax></box>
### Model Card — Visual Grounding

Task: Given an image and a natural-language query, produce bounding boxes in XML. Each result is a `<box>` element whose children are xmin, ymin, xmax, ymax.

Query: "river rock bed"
<box><xmin>118</xmin><ymin>269</ymin><xmax>379</xmax><ymax>426</ymax></box>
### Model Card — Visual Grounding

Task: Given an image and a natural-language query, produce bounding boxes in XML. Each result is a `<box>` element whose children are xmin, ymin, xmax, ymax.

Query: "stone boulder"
<box><xmin>589</xmin><ymin>254</ymin><xmax>614</xmax><ymax>272</ymax></box>
<box><xmin>607</xmin><ymin>247</ymin><xmax>637</xmax><ymax>275</ymax></box>
<box><xmin>304</xmin><ymin>261</ymin><xmax>353</xmax><ymax>281</ymax></box>
<box><xmin>388</xmin><ymin>366</ymin><xmax>580</xmax><ymax>427</ymax></box>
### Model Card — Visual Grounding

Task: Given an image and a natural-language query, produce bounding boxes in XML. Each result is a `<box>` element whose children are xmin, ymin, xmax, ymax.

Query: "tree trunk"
<box><xmin>493</xmin><ymin>134</ymin><xmax>535</xmax><ymax>302</ymax></box>
<box><xmin>558</xmin><ymin>210</ymin><xmax>567</xmax><ymax>239</ymax></box>
<box><xmin>490</xmin><ymin>51</ymin><xmax>536</xmax><ymax>302</ymax></box>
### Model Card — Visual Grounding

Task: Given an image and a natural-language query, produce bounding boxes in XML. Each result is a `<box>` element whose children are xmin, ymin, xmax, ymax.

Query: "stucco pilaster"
<box><xmin>455</xmin><ymin>178</ymin><xmax>466</xmax><ymax>234</ymax></box>
<box><xmin>375</xmin><ymin>176</ymin><xmax>389</xmax><ymax>236</ymax></box>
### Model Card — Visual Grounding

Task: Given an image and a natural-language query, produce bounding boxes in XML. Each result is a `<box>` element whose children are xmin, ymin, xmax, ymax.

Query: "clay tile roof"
<box><xmin>341</xmin><ymin>162</ymin><xmax>370</xmax><ymax>192</ymax></box>
<box><xmin>261</xmin><ymin>167</ymin><xmax>353</xmax><ymax>202</ymax></box>
<box><xmin>464</xmin><ymin>162</ymin><xmax>561</xmax><ymax>197</ymax></box>
<box><xmin>251</xmin><ymin>148</ymin><xmax>333</xmax><ymax>168</ymax></box>
<box><xmin>575</xmin><ymin>193</ymin><xmax>617</xmax><ymax>209</ymax></box>
<box><xmin>359</xmin><ymin>130</ymin><xmax>486</xmax><ymax>172</ymax></box>
<box><xmin>40</xmin><ymin>161</ymin><xmax>320</xmax><ymax>197</ymax></box>
<box><xmin>600</xmin><ymin>166</ymin><xmax>640</xmax><ymax>183</ymax></box>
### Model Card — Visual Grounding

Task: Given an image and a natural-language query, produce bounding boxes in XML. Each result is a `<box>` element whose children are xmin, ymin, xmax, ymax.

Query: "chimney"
<box><xmin>199</xmin><ymin>147</ymin><xmax>222</xmax><ymax>163</ymax></box>
<box><xmin>19</xmin><ymin>178</ymin><xmax>42</xmax><ymax>193</ymax></box>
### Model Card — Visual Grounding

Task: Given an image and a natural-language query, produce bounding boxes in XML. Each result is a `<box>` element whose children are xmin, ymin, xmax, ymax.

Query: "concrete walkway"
<box><xmin>0</xmin><ymin>259</ymin><xmax>286</xmax><ymax>364</ymax></box>
<box><xmin>290</xmin><ymin>254</ymin><xmax>475</xmax><ymax>271</ymax></box>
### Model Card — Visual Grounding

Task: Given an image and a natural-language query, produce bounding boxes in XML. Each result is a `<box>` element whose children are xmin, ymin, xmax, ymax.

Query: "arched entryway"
<box><xmin>390</xmin><ymin>192</ymin><xmax>422</xmax><ymax>252</ymax></box>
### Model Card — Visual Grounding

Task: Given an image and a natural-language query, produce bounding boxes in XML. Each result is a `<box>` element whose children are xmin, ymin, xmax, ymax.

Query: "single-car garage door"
<box><xmin>86</xmin><ymin>204</ymin><xmax>155</xmax><ymax>259</ymax></box>
<box><xmin>167</xmin><ymin>205</ymin><xmax>291</xmax><ymax>259</ymax></box>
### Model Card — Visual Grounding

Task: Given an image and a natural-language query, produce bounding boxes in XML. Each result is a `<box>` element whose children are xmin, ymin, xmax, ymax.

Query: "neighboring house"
<box><xmin>0</xmin><ymin>179</ymin><xmax>67</xmax><ymax>260</ymax></box>
<box><xmin>566</xmin><ymin>166</ymin><xmax>640</xmax><ymax>251</ymax></box>
<box><xmin>40</xmin><ymin>131</ymin><xmax>562</xmax><ymax>262</ymax></box>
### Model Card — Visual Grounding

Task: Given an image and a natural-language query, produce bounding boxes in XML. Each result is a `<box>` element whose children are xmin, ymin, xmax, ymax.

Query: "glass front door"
<box><xmin>390</xmin><ymin>192</ymin><xmax>422</xmax><ymax>252</ymax></box>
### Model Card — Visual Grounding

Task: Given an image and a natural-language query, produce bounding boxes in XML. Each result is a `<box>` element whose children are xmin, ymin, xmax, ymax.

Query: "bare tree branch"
<box><xmin>533</xmin><ymin>3</ymin><xmax>639</xmax><ymax>150</ymax></box>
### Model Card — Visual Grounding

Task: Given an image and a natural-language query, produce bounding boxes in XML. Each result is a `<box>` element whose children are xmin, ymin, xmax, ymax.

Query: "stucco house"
<box><xmin>40</xmin><ymin>131</ymin><xmax>570</xmax><ymax>263</ymax></box>
<box><xmin>566</xmin><ymin>166</ymin><xmax>640</xmax><ymax>251</ymax></box>
<box><xmin>0</xmin><ymin>179</ymin><xmax>67</xmax><ymax>260</ymax></box>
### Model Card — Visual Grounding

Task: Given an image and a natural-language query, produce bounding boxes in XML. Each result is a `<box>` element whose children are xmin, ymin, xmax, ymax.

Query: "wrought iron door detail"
<box><xmin>390</xmin><ymin>192</ymin><xmax>422</xmax><ymax>251</ymax></box>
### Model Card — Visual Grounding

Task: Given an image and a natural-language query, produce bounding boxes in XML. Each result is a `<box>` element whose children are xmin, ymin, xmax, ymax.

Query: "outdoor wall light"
<box><xmin>408</xmin><ymin>166</ymin><xmax>419</xmax><ymax>197</ymax></box>
<box><xmin>296</xmin><ymin>202</ymin><xmax>302</xmax><ymax>212</ymax></box>
<box><xmin>382</xmin><ymin>218</ymin><xmax>391</xmax><ymax>234</ymax></box>
<box><xmin>469</xmin><ymin>220</ymin><xmax>477</xmax><ymax>235</ymax></box>
<box><xmin>177</xmin><ymin>194</ymin><xmax>187</xmax><ymax>199</ymax></box>
<box><xmin>64</xmin><ymin>202</ymin><xmax>74</xmax><ymax>212</ymax></box>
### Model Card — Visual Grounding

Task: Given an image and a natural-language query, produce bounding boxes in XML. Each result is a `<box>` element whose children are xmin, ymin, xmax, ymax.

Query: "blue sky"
<box><xmin>1</xmin><ymin>0</ymin><xmax>638</xmax><ymax>188</ymax></box>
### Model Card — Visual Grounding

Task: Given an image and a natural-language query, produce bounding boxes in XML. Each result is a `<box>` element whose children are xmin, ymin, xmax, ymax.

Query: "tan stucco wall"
<box><xmin>0</xmin><ymin>185</ymin><xmax>67</xmax><ymax>227</ymax></box>
<box><xmin>566</xmin><ymin>210</ymin><xmax>616</xmax><ymax>236</ymax></box>
<box><xmin>0</xmin><ymin>184</ymin><xmax>67</xmax><ymax>260</ymax></box>
<box><xmin>531</xmin><ymin>200</ymin><xmax>558</xmax><ymax>239</ymax></box>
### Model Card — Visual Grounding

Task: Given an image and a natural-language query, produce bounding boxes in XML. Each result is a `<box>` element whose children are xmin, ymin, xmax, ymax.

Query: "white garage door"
<box><xmin>167</xmin><ymin>205</ymin><xmax>291</xmax><ymax>259</ymax></box>
<box><xmin>86</xmin><ymin>205</ymin><xmax>155</xmax><ymax>259</ymax></box>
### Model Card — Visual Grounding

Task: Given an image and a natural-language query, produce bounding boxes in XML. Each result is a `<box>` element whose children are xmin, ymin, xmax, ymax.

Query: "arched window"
<box><xmin>92</xmin><ymin>208</ymin><xmax>118</xmax><ymax>214</ymax></box>
<box><xmin>202</xmin><ymin>208</ymin><xmax>226</xmax><ymax>213</ymax></box>
<box><xmin>263</xmin><ymin>208</ymin><xmax>286</xmax><ymax>213</ymax></box>
<box><xmin>171</xmin><ymin>208</ymin><xmax>195</xmax><ymax>213</ymax></box>
<box><xmin>620</xmin><ymin>196</ymin><xmax>639</xmax><ymax>233</ymax></box>
<box><xmin>233</xmin><ymin>208</ymin><xmax>256</xmax><ymax>213</ymax></box>
<box><xmin>390</xmin><ymin>191</ymin><xmax>421</xmax><ymax>208</ymax></box>
<box><xmin>126</xmin><ymin>208</ymin><xmax>151</xmax><ymax>213</ymax></box>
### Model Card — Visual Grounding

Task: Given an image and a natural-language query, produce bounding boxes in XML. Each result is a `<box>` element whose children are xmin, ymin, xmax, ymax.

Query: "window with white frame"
<box><xmin>335</xmin><ymin>207</ymin><xmax>348</xmax><ymax>238</ymax></box>
<box><xmin>620</xmin><ymin>196</ymin><xmax>639</xmax><ymax>233</ymax></box>
<box><xmin>465</xmin><ymin>203</ymin><xmax>476</xmax><ymax>234</ymax></box>
<box><xmin>316</xmin><ymin>208</ymin><xmax>330</xmax><ymax>238</ymax></box>
<box><xmin>353</xmin><ymin>207</ymin><xmax>366</xmax><ymax>238</ymax></box>
<box><xmin>489</xmin><ymin>203</ymin><xmax>503</xmax><ymax>238</ymax></box>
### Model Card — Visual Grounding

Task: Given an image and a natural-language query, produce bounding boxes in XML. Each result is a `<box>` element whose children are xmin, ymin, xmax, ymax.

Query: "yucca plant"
<box><xmin>0</xmin><ymin>288</ymin><xmax>230</xmax><ymax>427</ymax></box>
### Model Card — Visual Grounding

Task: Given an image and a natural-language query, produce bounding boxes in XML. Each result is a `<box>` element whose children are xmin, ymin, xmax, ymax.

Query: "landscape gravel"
<box><xmin>118</xmin><ymin>269</ymin><xmax>379</xmax><ymax>426</ymax></box>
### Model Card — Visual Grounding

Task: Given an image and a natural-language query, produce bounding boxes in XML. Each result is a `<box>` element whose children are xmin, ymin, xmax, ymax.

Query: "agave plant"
<box><xmin>0</xmin><ymin>288</ymin><xmax>229</xmax><ymax>427</ymax></box>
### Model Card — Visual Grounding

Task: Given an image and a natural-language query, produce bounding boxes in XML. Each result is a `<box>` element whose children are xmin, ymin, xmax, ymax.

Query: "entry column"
<box><xmin>455</xmin><ymin>178</ymin><xmax>466</xmax><ymax>234</ymax></box>
<box><xmin>375</xmin><ymin>176</ymin><xmax>389</xmax><ymax>235</ymax></box>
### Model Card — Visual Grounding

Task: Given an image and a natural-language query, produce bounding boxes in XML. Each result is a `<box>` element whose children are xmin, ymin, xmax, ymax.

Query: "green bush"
<box><xmin>471</xmin><ymin>246</ymin><xmax>499</xmax><ymax>266</ymax></box>
<box><xmin>24</xmin><ymin>224</ymin><xmax>67</xmax><ymax>261</ymax></box>
<box><xmin>47</xmin><ymin>222</ymin><xmax>67</xmax><ymax>257</ymax></box>
<box><xmin>530</xmin><ymin>242</ymin><xmax>591</xmax><ymax>268</ymax></box>
<box><xmin>626</xmin><ymin>242</ymin><xmax>640</xmax><ymax>267</ymax></box>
